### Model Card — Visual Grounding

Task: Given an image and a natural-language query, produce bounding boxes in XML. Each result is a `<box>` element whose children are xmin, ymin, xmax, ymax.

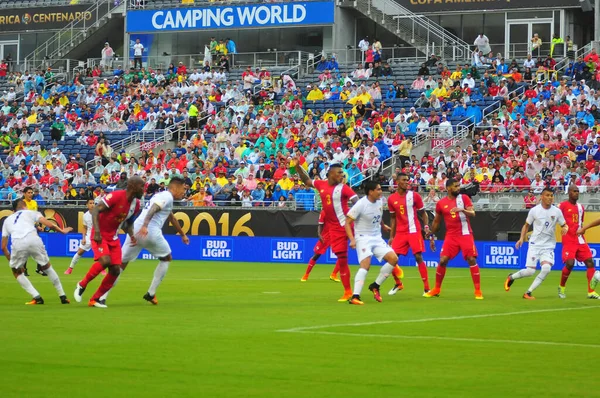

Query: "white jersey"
<box><xmin>2</xmin><ymin>210</ymin><xmax>42</xmax><ymax>241</ymax></box>
<box><xmin>526</xmin><ymin>204</ymin><xmax>566</xmax><ymax>250</ymax></box>
<box><xmin>347</xmin><ymin>197</ymin><xmax>384</xmax><ymax>236</ymax></box>
<box><xmin>134</xmin><ymin>191</ymin><xmax>174</xmax><ymax>231</ymax></box>
<box><xmin>82</xmin><ymin>211</ymin><xmax>93</xmax><ymax>240</ymax></box>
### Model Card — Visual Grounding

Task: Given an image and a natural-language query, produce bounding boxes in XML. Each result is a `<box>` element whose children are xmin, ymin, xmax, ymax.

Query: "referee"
<box><xmin>188</xmin><ymin>100</ymin><xmax>199</xmax><ymax>130</ymax></box>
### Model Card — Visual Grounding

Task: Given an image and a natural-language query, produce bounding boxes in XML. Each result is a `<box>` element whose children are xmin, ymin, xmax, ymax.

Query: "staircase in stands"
<box><xmin>340</xmin><ymin>0</ymin><xmax>471</xmax><ymax>61</ymax></box>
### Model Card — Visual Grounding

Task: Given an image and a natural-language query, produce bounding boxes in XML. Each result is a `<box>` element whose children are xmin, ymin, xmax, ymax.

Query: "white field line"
<box><xmin>285</xmin><ymin>330</ymin><xmax>600</xmax><ymax>349</ymax></box>
<box><xmin>277</xmin><ymin>305</ymin><xmax>600</xmax><ymax>333</ymax></box>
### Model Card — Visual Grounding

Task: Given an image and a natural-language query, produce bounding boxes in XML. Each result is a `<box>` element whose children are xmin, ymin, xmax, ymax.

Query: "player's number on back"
<box><xmin>144</xmin><ymin>201</ymin><xmax>151</xmax><ymax>210</ymax></box>
<box><xmin>13</xmin><ymin>212</ymin><xmax>22</xmax><ymax>224</ymax></box>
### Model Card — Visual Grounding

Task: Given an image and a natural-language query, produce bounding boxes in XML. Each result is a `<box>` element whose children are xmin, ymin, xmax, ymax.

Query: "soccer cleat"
<box><xmin>475</xmin><ymin>290</ymin><xmax>484</xmax><ymax>300</ymax></box>
<box><xmin>523</xmin><ymin>292</ymin><xmax>535</xmax><ymax>300</ymax></box>
<box><xmin>388</xmin><ymin>283</ymin><xmax>404</xmax><ymax>295</ymax></box>
<box><xmin>393</xmin><ymin>265</ymin><xmax>405</xmax><ymax>279</ymax></box>
<box><xmin>587</xmin><ymin>291</ymin><xmax>600</xmax><ymax>300</ymax></box>
<box><xmin>64</xmin><ymin>267</ymin><xmax>73</xmax><ymax>275</ymax></box>
<box><xmin>591</xmin><ymin>272</ymin><xmax>599</xmax><ymax>291</ymax></box>
<box><xmin>60</xmin><ymin>295</ymin><xmax>70</xmax><ymax>304</ymax></box>
<box><xmin>348</xmin><ymin>295</ymin><xmax>364</xmax><ymax>305</ymax></box>
<box><xmin>504</xmin><ymin>274</ymin><xmax>514</xmax><ymax>291</ymax></box>
<box><xmin>300</xmin><ymin>276</ymin><xmax>308</xmax><ymax>282</ymax></box>
<box><xmin>25</xmin><ymin>296</ymin><xmax>44</xmax><ymax>305</ymax></box>
<box><xmin>143</xmin><ymin>293</ymin><xmax>158</xmax><ymax>305</ymax></box>
<box><xmin>88</xmin><ymin>299</ymin><xmax>107</xmax><ymax>308</ymax></box>
<box><xmin>74</xmin><ymin>283</ymin><xmax>85</xmax><ymax>303</ymax></box>
<box><xmin>558</xmin><ymin>286</ymin><xmax>566</xmax><ymax>299</ymax></box>
<box><xmin>423</xmin><ymin>288</ymin><xmax>441</xmax><ymax>298</ymax></box>
<box><xmin>36</xmin><ymin>264</ymin><xmax>47</xmax><ymax>277</ymax></box>
<box><xmin>329</xmin><ymin>275</ymin><xmax>341</xmax><ymax>282</ymax></box>
<box><xmin>422</xmin><ymin>289</ymin><xmax>430</xmax><ymax>297</ymax></box>
<box><xmin>96</xmin><ymin>299</ymin><xmax>107</xmax><ymax>306</ymax></box>
<box><xmin>337</xmin><ymin>292</ymin><xmax>353</xmax><ymax>302</ymax></box>
<box><xmin>368</xmin><ymin>283</ymin><xmax>382</xmax><ymax>302</ymax></box>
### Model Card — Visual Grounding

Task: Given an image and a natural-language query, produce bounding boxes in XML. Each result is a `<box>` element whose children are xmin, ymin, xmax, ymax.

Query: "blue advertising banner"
<box><xmin>42</xmin><ymin>234</ymin><xmax>599</xmax><ymax>271</ymax></box>
<box><xmin>125</xmin><ymin>1</ymin><xmax>335</xmax><ymax>33</ymax></box>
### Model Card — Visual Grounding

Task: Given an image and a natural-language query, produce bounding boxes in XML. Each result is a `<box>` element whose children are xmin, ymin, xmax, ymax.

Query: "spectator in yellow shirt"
<box><xmin>277</xmin><ymin>173</ymin><xmax>294</xmax><ymax>191</ymax></box>
<box><xmin>306</xmin><ymin>86</ymin><xmax>324</xmax><ymax>101</ymax></box>
<box><xmin>23</xmin><ymin>187</ymin><xmax>38</xmax><ymax>210</ymax></box>
<box><xmin>431</xmin><ymin>82</ymin><xmax>448</xmax><ymax>99</ymax></box>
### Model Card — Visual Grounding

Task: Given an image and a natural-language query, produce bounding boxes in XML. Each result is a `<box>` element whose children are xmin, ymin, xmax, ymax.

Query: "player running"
<box><xmin>387</xmin><ymin>172</ymin><xmax>431</xmax><ymax>296</ymax></box>
<box><xmin>301</xmin><ymin>210</ymin><xmax>340</xmax><ymax>282</ymax></box>
<box><xmin>99</xmin><ymin>177</ymin><xmax>190</xmax><ymax>305</ymax></box>
<box><xmin>1</xmin><ymin>199</ymin><xmax>73</xmax><ymax>305</ymax></box>
<box><xmin>297</xmin><ymin>162</ymin><xmax>358</xmax><ymax>302</ymax></box>
<box><xmin>557</xmin><ymin>185</ymin><xmax>599</xmax><ymax>299</ymax></box>
<box><xmin>22</xmin><ymin>186</ymin><xmax>47</xmax><ymax>277</ymax></box>
<box><xmin>505</xmin><ymin>188</ymin><xmax>568</xmax><ymax>300</ymax></box>
<box><xmin>425</xmin><ymin>179</ymin><xmax>483</xmax><ymax>299</ymax></box>
<box><xmin>74</xmin><ymin>177</ymin><xmax>145</xmax><ymax>308</ymax></box>
<box><xmin>575</xmin><ymin>202</ymin><xmax>600</xmax><ymax>297</ymax></box>
<box><xmin>345</xmin><ymin>181</ymin><xmax>399</xmax><ymax>305</ymax></box>
<box><xmin>65</xmin><ymin>199</ymin><xmax>95</xmax><ymax>275</ymax></box>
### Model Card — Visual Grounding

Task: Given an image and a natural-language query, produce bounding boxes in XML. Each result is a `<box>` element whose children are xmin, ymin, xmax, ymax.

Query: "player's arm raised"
<box><xmin>38</xmin><ymin>216</ymin><xmax>73</xmax><ymax>234</ymax></box>
<box><xmin>138</xmin><ymin>203</ymin><xmax>161</xmax><ymax>238</ymax></box>
<box><xmin>168</xmin><ymin>212</ymin><xmax>189</xmax><ymax>245</ymax></box>
<box><xmin>295</xmin><ymin>160</ymin><xmax>314</xmax><ymax>188</ymax></box>
<box><xmin>91</xmin><ymin>202</ymin><xmax>109</xmax><ymax>243</ymax></box>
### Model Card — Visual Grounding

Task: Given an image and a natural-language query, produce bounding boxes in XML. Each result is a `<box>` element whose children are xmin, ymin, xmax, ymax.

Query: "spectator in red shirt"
<box><xmin>523</xmin><ymin>191</ymin><xmax>537</xmax><ymax>209</ymax></box>
<box><xmin>512</xmin><ymin>171</ymin><xmax>531</xmax><ymax>192</ymax></box>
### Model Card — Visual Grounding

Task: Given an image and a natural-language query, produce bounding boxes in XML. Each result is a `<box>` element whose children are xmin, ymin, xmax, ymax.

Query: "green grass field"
<box><xmin>0</xmin><ymin>259</ymin><xmax>598</xmax><ymax>398</ymax></box>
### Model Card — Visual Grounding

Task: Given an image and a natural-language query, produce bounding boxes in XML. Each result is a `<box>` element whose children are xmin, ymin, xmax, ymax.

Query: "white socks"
<box><xmin>375</xmin><ymin>263</ymin><xmax>394</xmax><ymax>286</ymax></box>
<box><xmin>17</xmin><ymin>274</ymin><xmax>40</xmax><ymax>298</ymax></box>
<box><xmin>527</xmin><ymin>264</ymin><xmax>551</xmax><ymax>293</ymax></box>
<box><xmin>353</xmin><ymin>268</ymin><xmax>368</xmax><ymax>296</ymax></box>
<box><xmin>511</xmin><ymin>267</ymin><xmax>536</xmax><ymax>280</ymax></box>
<box><xmin>44</xmin><ymin>266</ymin><xmax>65</xmax><ymax>296</ymax></box>
<box><xmin>69</xmin><ymin>253</ymin><xmax>81</xmax><ymax>268</ymax></box>
<box><xmin>99</xmin><ymin>274</ymin><xmax>121</xmax><ymax>301</ymax></box>
<box><xmin>148</xmin><ymin>261</ymin><xmax>169</xmax><ymax>296</ymax></box>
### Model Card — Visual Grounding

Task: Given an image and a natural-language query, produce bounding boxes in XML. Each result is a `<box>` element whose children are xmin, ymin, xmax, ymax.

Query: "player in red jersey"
<box><xmin>557</xmin><ymin>185</ymin><xmax>599</xmax><ymax>299</ymax></box>
<box><xmin>297</xmin><ymin>162</ymin><xmax>358</xmax><ymax>301</ymax></box>
<box><xmin>387</xmin><ymin>172</ymin><xmax>432</xmax><ymax>296</ymax></box>
<box><xmin>425</xmin><ymin>178</ymin><xmax>483</xmax><ymax>299</ymax></box>
<box><xmin>301</xmin><ymin>210</ymin><xmax>340</xmax><ymax>282</ymax></box>
<box><xmin>73</xmin><ymin>177</ymin><xmax>145</xmax><ymax>308</ymax></box>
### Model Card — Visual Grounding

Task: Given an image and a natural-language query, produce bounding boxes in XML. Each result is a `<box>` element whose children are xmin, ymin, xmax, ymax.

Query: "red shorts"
<box><xmin>313</xmin><ymin>233</ymin><xmax>331</xmax><ymax>255</ymax></box>
<box><xmin>392</xmin><ymin>233</ymin><xmax>425</xmax><ymax>256</ymax></box>
<box><xmin>562</xmin><ymin>242</ymin><xmax>593</xmax><ymax>263</ymax></box>
<box><xmin>441</xmin><ymin>234</ymin><xmax>477</xmax><ymax>260</ymax></box>
<box><xmin>329</xmin><ymin>228</ymin><xmax>348</xmax><ymax>255</ymax></box>
<box><xmin>92</xmin><ymin>238</ymin><xmax>122</xmax><ymax>265</ymax></box>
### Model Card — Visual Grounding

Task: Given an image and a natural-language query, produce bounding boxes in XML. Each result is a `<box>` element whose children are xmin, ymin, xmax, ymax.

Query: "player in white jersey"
<box><xmin>345</xmin><ymin>181</ymin><xmax>399</xmax><ymax>305</ymax></box>
<box><xmin>506</xmin><ymin>188</ymin><xmax>568</xmax><ymax>299</ymax></box>
<box><xmin>1</xmin><ymin>199</ymin><xmax>73</xmax><ymax>305</ymax></box>
<box><xmin>99</xmin><ymin>177</ymin><xmax>189</xmax><ymax>305</ymax></box>
<box><xmin>65</xmin><ymin>199</ymin><xmax>95</xmax><ymax>275</ymax></box>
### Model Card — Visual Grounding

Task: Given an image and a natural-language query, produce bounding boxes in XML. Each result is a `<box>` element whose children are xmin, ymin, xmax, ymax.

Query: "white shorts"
<box><xmin>121</xmin><ymin>230</ymin><xmax>171</xmax><ymax>263</ymax></box>
<box><xmin>79</xmin><ymin>237</ymin><xmax>92</xmax><ymax>252</ymax></box>
<box><xmin>9</xmin><ymin>236</ymin><xmax>50</xmax><ymax>269</ymax></box>
<box><xmin>355</xmin><ymin>234</ymin><xmax>393</xmax><ymax>263</ymax></box>
<box><xmin>525</xmin><ymin>246</ymin><xmax>555</xmax><ymax>268</ymax></box>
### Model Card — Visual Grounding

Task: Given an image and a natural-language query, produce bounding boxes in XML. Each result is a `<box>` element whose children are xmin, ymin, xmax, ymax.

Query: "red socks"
<box><xmin>417</xmin><ymin>261</ymin><xmax>430</xmax><ymax>291</ymax></box>
<box><xmin>587</xmin><ymin>268</ymin><xmax>596</xmax><ymax>293</ymax></box>
<box><xmin>435</xmin><ymin>265</ymin><xmax>447</xmax><ymax>289</ymax></box>
<box><xmin>469</xmin><ymin>264</ymin><xmax>481</xmax><ymax>291</ymax></box>
<box><xmin>336</xmin><ymin>255</ymin><xmax>351</xmax><ymax>294</ymax></box>
<box><xmin>331</xmin><ymin>263</ymin><xmax>340</xmax><ymax>276</ymax></box>
<box><xmin>79</xmin><ymin>262</ymin><xmax>105</xmax><ymax>288</ymax></box>
<box><xmin>91</xmin><ymin>272</ymin><xmax>119</xmax><ymax>301</ymax></box>
<box><xmin>304</xmin><ymin>259</ymin><xmax>316</xmax><ymax>276</ymax></box>
<box><xmin>560</xmin><ymin>266</ymin><xmax>572</xmax><ymax>287</ymax></box>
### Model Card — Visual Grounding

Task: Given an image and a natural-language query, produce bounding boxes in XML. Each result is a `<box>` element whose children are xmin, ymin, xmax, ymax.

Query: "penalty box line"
<box><xmin>277</xmin><ymin>305</ymin><xmax>600</xmax><ymax>333</ymax></box>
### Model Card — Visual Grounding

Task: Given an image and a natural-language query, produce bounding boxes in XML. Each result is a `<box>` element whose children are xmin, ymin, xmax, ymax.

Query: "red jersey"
<box><xmin>93</xmin><ymin>190</ymin><xmax>141</xmax><ymax>241</ymax></box>
<box><xmin>558</xmin><ymin>200</ymin><xmax>586</xmax><ymax>245</ymax></box>
<box><xmin>387</xmin><ymin>190</ymin><xmax>424</xmax><ymax>235</ymax></box>
<box><xmin>314</xmin><ymin>180</ymin><xmax>356</xmax><ymax>232</ymax></box>
<box><xmin>436</xmin><ymin>194</ymin><xmax>473</xmax><ymax>236</ymax></box>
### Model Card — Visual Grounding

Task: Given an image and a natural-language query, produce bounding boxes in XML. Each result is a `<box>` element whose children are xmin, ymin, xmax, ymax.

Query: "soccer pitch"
<box><xmin>0</xmin><ymin>259</ymin><xmax>598</xmax><ymax>398</ymax></box>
